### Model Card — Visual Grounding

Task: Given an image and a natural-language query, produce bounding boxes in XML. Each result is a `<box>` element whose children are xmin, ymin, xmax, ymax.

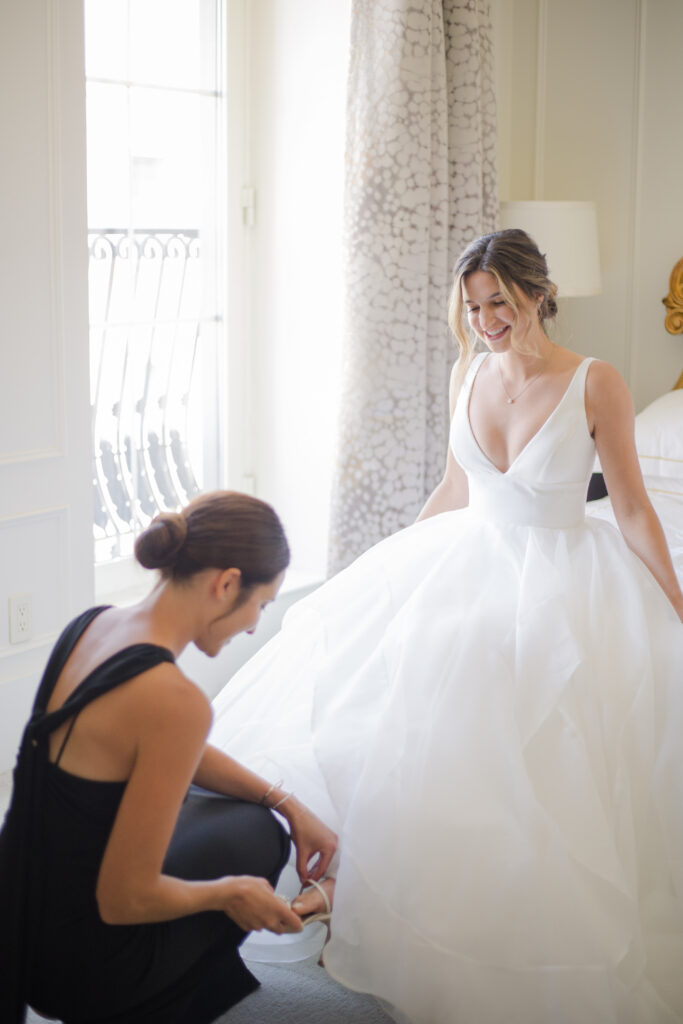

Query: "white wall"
<box><xmin>0</xmin><ymin>0</ymin><xmax>93</xmax><ymax>770</ymax></box>
<box><xmin>493</xmin><ymin>0</ymin><xmax>683</xmax><ymax>410</ymax></box>
<box><xmin>246</xmin><ymin>0</ymin><xmax>350</xmax><ymax>580</ymax></box>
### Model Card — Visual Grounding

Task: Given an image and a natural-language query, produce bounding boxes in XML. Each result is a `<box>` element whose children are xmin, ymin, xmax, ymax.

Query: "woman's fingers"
<box><xmin>222</xmin><ymin>876</ymin><xmax>303</xmax><ymax>934</ymax></box>
<box><xmin>314</xmin><ymin>843</ymin><xmax>335</xmax><ymax>879</ymax></box>
<box><xmin>291</xmin><ymin>876</ymin><xmax>335</xmax><ymax>919</ymax></box>
<box><xmin>268</xmin><ymin>894</ymin><xmax>305</xmax><ymax>934</ymax></box>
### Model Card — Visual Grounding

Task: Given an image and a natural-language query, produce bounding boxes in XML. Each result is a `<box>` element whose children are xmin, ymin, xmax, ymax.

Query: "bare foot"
<box><xmin>290</xmin><ymin>877</ymin><xmax>335</xmax><ymax>920</ymax></box>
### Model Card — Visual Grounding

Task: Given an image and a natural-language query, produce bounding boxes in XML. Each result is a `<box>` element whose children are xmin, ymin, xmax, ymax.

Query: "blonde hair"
<box><xmin>448</xmin><ymin>229</ymin><xmax>559</xmax><ymax>394</ymax></box>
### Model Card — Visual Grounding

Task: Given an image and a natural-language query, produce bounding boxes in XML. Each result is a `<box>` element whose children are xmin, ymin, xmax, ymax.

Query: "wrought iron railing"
<box><xmin>88</xmin><ymin>228</ymin><xmax>214</xmax><ymax>562</ymax></box>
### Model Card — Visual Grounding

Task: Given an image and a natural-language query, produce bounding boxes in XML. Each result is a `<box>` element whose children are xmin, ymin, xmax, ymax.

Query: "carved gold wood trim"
<box><xmin>663</xmin><ymin>257</ymin><xmax>683</xmax><ymax>334</ymax></box>
<box><xmin>662</xmin><ymin>258</ymin><xmax>683</xmax><ymax>388</ymax></box>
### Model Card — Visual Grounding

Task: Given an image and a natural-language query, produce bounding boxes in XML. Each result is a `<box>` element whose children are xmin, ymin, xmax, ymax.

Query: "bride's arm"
<box><xmin>588</xmin><ymin>361</ymin><xmax>683</xmax><ymax>622</ymax></box>
<box><xmin>417</xmin><ymin>362</ymin><xmax>469</xmax><ymax>521</ymax></box>
<box><xmin>193</xmin><ymin>743</ymin><xmax>338</xmax><ymax>880</ymax></box>
<box><xmin>416</xmin><ymin>446</ymin><xmax>469</xmax><ymax>520</ymax></box>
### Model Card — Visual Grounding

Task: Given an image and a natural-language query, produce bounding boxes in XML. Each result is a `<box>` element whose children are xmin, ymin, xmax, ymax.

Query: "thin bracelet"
<box><xmin>270</xmin><ymin>791</ymin><xmax>293</xmax><ymax>812</ymax></box>
<box><xmin>259</xmin><ymin>778</ymin><xmax>283</xmax><ymax>806</ymax></box>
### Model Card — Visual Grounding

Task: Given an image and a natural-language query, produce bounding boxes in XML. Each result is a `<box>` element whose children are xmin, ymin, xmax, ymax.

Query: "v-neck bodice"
<box><xmin>450</xmin><ymin>353</ymin><xmax>596</xmax><ymax>528</ymax></box>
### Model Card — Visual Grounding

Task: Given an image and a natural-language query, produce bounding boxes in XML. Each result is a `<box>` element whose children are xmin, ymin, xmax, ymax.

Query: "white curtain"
<box><xmin>328</xmin><ymin>0</ymin><xmax>498</xmax><ymax>574</ymax></box>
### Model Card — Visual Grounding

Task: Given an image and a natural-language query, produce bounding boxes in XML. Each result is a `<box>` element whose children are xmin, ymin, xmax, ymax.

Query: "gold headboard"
<box><xmin>662</xmin><ymin>257</ymin><xmax>683</xmax><ymax>389</ymax></box>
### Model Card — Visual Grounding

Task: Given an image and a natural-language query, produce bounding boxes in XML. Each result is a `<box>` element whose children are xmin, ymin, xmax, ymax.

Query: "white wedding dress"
<box><xmin>211</xmin><ymin>355</ymin><xmax>683</xmax><ymax>1024</ymax></box>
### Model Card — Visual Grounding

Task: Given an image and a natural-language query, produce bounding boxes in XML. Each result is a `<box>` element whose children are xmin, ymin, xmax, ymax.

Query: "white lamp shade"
<box><xmin>499</xmin><ymin>200</ymin><xmax>601</xmax><ymax>298</ymax></box>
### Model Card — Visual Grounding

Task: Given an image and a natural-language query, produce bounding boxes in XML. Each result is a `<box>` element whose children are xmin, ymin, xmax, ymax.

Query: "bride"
<box><xmin>211</xmin><ymin>229</ymin><xmax>683</xmax><ymax>1023</ymax></box>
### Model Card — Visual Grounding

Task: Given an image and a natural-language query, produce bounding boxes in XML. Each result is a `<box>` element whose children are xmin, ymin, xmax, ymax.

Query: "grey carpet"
<box><xmin>219</xmin><ymin>960</ymin><xmax>396</xmax><ymax>1022</ymax></box>
<box><xmin>25</xmin><ymin>960</ymin><xmax>396</xmax><ymax>1023</ymax></box>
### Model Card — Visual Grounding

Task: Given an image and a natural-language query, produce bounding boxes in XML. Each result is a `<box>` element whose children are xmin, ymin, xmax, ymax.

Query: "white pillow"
<box><xmin>634</xmin><ymin>388</ymin><xmax>683</xmax><ymax>494</ymax></box>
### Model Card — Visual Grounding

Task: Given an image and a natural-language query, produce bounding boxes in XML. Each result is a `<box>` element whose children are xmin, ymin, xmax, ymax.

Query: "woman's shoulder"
<box><xmin>120</xmin><ymin>665</ymin><xmax>215</xmax><ymax>770</ymax></box>
<box><xmin>135</xmin><ymin>660</ymin><xmax>211</xmax><ymax>712</ymax></box>
<box><xmin>583</xmin><ymin>358</ymin><xmax>634</xmax><ymax>429</ymax></box>
<box><xmin>583</xmin><ymin>357</ymin><xmax>629</xmax><ymax>393</ymax></box>
<box><xmin>129</xmin><ymin>662</ymin><xmax>213</xmax><ymax>748</ymax></box>
<box><xmin>554</xmin><ymin>350</ymin><xmax>626</xmax><ymax>393</ymax></box>
<box><xmin>136</xmin><ymin>671</ymin><xmax>214</xmax><ymax>770</ymax></box>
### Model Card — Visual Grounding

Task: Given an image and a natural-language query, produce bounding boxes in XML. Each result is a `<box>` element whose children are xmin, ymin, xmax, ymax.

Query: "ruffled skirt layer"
<box><xmin>210</xmin><ymin>509</ymin><xmax>683</xmax><ymax>1023</ymax></box>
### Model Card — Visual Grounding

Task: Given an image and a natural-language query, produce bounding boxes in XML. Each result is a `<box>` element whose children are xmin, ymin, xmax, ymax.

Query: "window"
<box><xmin>85</xmin><ymin>0</ymin><xmax>225</xmax><ymax>578</ymax></box>
<box><xmin>85</xmin><ymin>0</ymin><xmax>350</xmax><ymax>600</ymax></box>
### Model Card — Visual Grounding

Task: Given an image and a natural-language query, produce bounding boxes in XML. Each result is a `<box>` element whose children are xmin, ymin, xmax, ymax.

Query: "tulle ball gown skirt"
<box><xmin>211</xmin><ymin>505</ymin><xmax>683</xmax><ymax>1024</ymax></box>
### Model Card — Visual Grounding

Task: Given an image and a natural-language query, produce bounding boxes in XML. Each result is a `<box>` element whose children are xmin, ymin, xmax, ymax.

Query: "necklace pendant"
<box><xmin>506</xmin><ymin>397</ymin><xmax>514</xmax><ymax>404</ymax></box>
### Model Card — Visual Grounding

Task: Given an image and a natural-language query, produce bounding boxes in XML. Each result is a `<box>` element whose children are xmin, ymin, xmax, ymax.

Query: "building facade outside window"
<box><xmin>85</xmin><ymin>0</ymin><xmax>226</xmax><ymax>582</ymax></box>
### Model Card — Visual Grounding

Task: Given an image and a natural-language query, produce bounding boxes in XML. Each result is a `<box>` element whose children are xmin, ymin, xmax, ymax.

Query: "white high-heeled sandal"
<box><xmin>280</xmin><ymin>876</ymin><xmax>332</xmax><ymax>926</ymax></box>
<box><xmin>297</xmin><ymin>877</ymin><xmax>332</xmax><ymax>926</ymax></box>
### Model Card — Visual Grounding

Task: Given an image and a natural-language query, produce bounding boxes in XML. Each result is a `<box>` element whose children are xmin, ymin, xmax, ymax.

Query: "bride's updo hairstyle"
<box><xmin>134</xmin><ymin>491</ymin><xmax>290</xmax><ymax>592</ymax></box>
<box><xmin>448</xmin><ymin>228</ymin><xmax>559</xmax><ymax>392</ymax></box>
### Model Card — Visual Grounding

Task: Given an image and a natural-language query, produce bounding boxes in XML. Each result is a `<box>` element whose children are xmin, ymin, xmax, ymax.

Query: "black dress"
<box><xmin>0</xmin><ymin>607</ymin><xmax>291</xmax><ymax>1024</ymax></box>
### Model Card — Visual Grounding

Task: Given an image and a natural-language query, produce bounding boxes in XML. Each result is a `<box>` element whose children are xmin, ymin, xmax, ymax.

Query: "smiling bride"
<box><xmin>211</xmin><ymin>228</ymin><xmax>683</xmax><ymax>1024</ymax></box>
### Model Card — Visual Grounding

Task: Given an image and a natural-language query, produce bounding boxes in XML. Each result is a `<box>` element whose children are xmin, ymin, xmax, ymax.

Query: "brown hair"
<box><xmin>134</xmin><ymin>491</ymin><xmax>290</xmax><ymax>588</ymax></box>
<box><xmin>448</xmin><ymin>228</ymin><xmax>559</xmax><ymax>392</ymax></box>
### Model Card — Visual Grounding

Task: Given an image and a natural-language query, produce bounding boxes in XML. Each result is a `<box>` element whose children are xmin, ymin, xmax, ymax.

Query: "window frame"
<box><xmin>89</xmin><ymin>0</ymin><xmax>238</xmax><ymax>605</ymax></box>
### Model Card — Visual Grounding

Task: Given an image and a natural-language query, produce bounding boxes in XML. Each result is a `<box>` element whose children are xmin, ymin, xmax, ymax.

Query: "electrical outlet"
<box><xmin>9</xmin><ymin>594</ymin><xmax>33</xmax><ymax>644</ymax></box>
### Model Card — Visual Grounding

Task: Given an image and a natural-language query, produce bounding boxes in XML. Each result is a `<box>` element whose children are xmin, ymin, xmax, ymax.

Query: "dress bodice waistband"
<box><xmin>467</xmin><ymin>476</ymin><xmax>588</xmax><ymax>529</ymax></box>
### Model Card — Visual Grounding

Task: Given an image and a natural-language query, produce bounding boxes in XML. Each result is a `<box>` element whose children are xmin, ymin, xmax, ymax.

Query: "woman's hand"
<box><xmin>219</xmin><ymin>875</ymin><xmax>303</xmax><ymax>934</ymax></box>
<box><xmin>277</xmin><ymin>797</ymin><xmax>338</xmax><ymax>882</ymax></box>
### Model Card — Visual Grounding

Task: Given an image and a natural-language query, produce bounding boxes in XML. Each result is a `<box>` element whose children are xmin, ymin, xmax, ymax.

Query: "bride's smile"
<box><xmin>462</xmin><ymin>269</ymin><xmax>545</xmax><ymax>357</ymax></box>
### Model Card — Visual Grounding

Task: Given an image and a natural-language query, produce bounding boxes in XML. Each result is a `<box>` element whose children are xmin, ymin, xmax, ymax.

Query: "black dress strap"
<box><xmin>28</xmin><ymin>605</ymin><xmax>175</xmax><ymax>744</ymax></box>
<box><xmin>32</xmin><ymin>606</ymin><xmax>111</xmax><ymax>714</ymax></box>
<box><xmin>53</xmin><ymin>711</ymin><xmax>80</xmax><ymax>767</ymax></box>
<box><xmin>30</xmin><ymin>643</ymin><xmax>176</xmax><ymax>744</ymax></box>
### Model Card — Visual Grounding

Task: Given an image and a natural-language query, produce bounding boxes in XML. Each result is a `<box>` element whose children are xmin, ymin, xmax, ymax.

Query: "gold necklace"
<box><xmin>497</xmin><ymin>349</ymin><xmax>554</xmax><ymax>404</ymax></box>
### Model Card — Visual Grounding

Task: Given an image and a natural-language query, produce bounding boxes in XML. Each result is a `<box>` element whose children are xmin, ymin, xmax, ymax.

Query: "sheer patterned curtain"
<box><xmin>328</xmin><ymin>0</ymin><xmax>498</xmax><ymax>574</ymax></box>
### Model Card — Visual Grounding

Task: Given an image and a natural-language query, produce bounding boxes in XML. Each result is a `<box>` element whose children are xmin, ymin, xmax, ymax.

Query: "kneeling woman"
<box><xmin>0</xmin><ymin>491</ymin><xmax>337</xmax><ymax>1024</ymax></box>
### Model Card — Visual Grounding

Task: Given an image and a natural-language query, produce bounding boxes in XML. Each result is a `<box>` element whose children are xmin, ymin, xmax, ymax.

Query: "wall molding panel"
<box><xmin>533</xmin><ymin>0</ymin><xmax>547</xmax><ymax>200</ymax></box>
<box><xmin>0</xmin><ymin>506</ymin><xmax>70</xmax><ymax>655</ymax></box>
<box><xmin>0</xmin><ymin>0</ymin><xmax>93</xmax><ymax>769</ymax></box>
<box><xmin>44</xmin><ymin>0</ymin><xmax>67</xmax><ymax>461</ymax></box>
<box><xmin>0</xmin><ymin>0</ymin><xmax>66</xmax><ymax>465</ymax></box>
<box><xmin>624</xmin><ymin>0</ymin><xmax>647</xmax><ymax>390</ymax></box>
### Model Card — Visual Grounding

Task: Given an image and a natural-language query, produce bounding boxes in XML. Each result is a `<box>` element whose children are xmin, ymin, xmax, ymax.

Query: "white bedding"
<box><xmin>589</xmin><ymin>385</ymin><xmax>683</xmax><ymax>583</ymax></box>
<box><xmin>588</xmin><ymin>489</ymin><xmax>683</xmax><ymax>581</ymax></box>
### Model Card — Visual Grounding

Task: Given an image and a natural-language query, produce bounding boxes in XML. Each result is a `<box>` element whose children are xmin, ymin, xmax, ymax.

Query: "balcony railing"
<box><xmin>89</xmin><ymin>228</ymin><xmax>214</xmax><ymax>562</ymax></box>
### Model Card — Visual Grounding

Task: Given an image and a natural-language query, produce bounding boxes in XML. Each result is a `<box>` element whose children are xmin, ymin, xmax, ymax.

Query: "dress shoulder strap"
<box><xmin>464</xmin><ymin>351</ymin><xmax>488</xmax><ymax>389</ymax></box>
<box><xmin>576</xmin><ymin>356</ymin><xmax>596</xmax><ymax>387</ymax></box>
<box><xmin>454</xmin><ymin>352</ymin><xmax>488</xmax><ymax>413</ymax></box>
<box><xmin>30</xmin><ymin>643</ymin><xmax>176</xmax><ymax>744</ymax></box>
<box><xmin>32</xmin><ymin>606</ymin><xmax>111</xmax><ymax>714</ymax></box>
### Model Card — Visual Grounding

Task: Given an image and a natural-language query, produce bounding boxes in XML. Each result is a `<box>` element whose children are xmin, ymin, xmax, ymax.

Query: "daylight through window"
<box><xmin>85</xmin><ymin>0</ymin><xmax>225</xmax><ymax>566</ymax></box>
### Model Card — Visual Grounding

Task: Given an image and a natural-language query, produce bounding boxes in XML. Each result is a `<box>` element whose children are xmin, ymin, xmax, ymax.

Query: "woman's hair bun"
<box><xmin>132</xmin><ymin>491</ymin><xmax>290</xmax><ymax>585</ymax></box>
<box><xmin>539</xmin><ymin>286</ymin><xmax>558</xmax><ymax>322</ymax></box>
<box><xmin>134</xmin><ymin>512</ymin><xmax>188</xmax><ymax>570</ymax></box>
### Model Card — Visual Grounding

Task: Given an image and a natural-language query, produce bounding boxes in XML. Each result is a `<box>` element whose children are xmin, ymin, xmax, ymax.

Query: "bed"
<box><xmin>587</xmin><ymin>257</ymin><xmax>683</xmax><ymax>584</ymax></box>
